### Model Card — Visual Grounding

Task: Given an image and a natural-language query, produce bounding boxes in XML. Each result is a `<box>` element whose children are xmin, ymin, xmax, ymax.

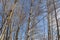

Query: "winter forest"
<box><xmin>0</xmin><ymin>0</ymin><xmax>60</xmax><ymax>40</ymax></box>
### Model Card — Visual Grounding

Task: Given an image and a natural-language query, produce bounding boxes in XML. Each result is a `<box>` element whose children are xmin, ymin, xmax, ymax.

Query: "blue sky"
<box><xmin>0</xmin><ymin>16</ymin><xmax>2</xmax><ymax>21</ymax></box>
<box><xmin>0</xmin><ymin>2</ymin><xmax>2</xmax><ymax>28</ymax></box>
<box><xmin>0</xmin><ymin>0</ymin><xmax>48</xmax><ymax>40</ymax></box>
<box><xmin>0</xmin><ymin>2</ymin><xmax>3</xmax><ymax>12</ymax></box>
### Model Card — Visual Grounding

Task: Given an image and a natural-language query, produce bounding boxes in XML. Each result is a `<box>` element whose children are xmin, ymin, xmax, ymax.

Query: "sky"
<box><xmin>0</xmin><ymin>0</ymin><xmax>48</xmax><ymax>40</ymax></box>
<box><xmin>0</xmin><ymin>0</ymin><xmax>60</xmax><ymax>40</ymax></box>
<box><xmin>0</xmin><ymin>2</ymin><xmax>2</xmax><ymax>28</ymax></box>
